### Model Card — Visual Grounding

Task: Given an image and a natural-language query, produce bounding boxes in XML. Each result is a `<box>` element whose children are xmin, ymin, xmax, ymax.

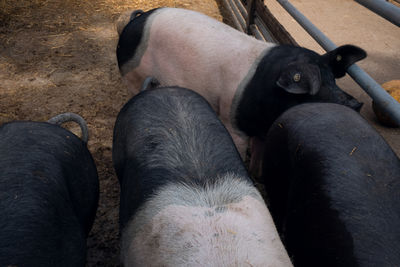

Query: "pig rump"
<box><xmin>261</xmin><ymin>103</ymin><xmax>400</xmax><ymax>267</ymax></box>
<box><xmin>113</xmin><ymin>87</ymin><xmax>292</xmax><ymax>266</ymax></box>
<box><xmin>0</xmin><ymin>121</ymin><xmax>99</xmax><ymax>266</ymax></box>
<box><xmin>120</xmin><ymin>177</ymin><xmax>288</xmax><ymax>266</ymax></box>
<box><xmin>113</xmin><ymin>87</ymin><xmax>251</xmax><ymax>230</ymax></box>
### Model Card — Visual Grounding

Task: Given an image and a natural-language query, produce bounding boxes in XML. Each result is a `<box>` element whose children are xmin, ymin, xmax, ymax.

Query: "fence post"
<box><xmin>246</xmin><ymin>0</ymin><xmax>256</xmax><ymax>34</ymax></box>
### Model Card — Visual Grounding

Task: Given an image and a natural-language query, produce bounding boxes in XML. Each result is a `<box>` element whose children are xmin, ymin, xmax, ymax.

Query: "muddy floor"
<box><xmin>0</xmin><ymin>1</ymin><xmax>226</xmax><ymax>266</ymax></box>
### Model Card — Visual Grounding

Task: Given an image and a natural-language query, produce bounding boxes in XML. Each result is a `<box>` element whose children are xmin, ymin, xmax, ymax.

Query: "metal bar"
<box><xmin>246</xmin><ymin>0</ymin><xmax>256</xmax><ymax>34</ymax></box>
<box><xmin>233</xmin><ymin>0</ymin><xmax>248</xmax><ymax>19</ymax></box>
<box><xmin>355</xmin><ymin>0</ymin><xmax>400</xmax><ymax>27</ymax></box>
<box><xmin>347</xmin><ymin>64</ymin><xmax>400</xmax><ymax>125</ymax></box>
<box><xmin>276</xmin><ymin>0</ymin><xmax>400</xmax><ymax>125</ymax></box>
<box><xmin>276</xmin><ymin>0</ymin><xmax>337</xmax><ymax>49</ymax></box>
<box><xmin>221</xmin><ymin>0</ymin><xmax>245</xmax><ymax>31</ymax></box>
<box><xmin>254</xmin><ymin>16</ymin><xmax>277</xmax><ymax>42</ymax></box>
<box><xmin>227</xmin><ymin>0</ymin><xmax>247</xmax><ymax>30</ymax></box>
<box><xmin>255</xmin><ymin>0</ymin><xmax>298</xmax><ymax>45</ymax></box>
<box><xmin>228</xmin><ymin>0</ymin><xmax>275</xmax><ymax>42</ymax></box>
<box><xmin>250</xmin><ymin>24</ymin><xmax>267</xmax><ymax>41</ymax></box>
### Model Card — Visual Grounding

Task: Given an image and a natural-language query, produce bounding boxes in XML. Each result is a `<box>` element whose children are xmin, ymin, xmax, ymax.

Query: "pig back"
<box><xmin>0</xmin><ymin>121</ymin><xmax>99</xmax><ymax>266</ymax></box>
<box><xmin>113</xmin><ymin>87</ymin><xmax>250</xmax><ymax>229</ymax></box>
<box><xmin>261</xmin><ymin>103</ymin><xmax>400</xmax><ymax>267</ymax></box>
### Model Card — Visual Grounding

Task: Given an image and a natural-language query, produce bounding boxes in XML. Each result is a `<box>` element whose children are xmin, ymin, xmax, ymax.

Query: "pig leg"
<box><xmin>122</xmin><ymin>70</ymin><xmax>145</xmax><ymax>95</ymax></box>
<box><xmin>225</xmin><ymin>124</ymin><xmax>249</xmax><ymax>161</ymax></box>
<box><xmin>249</xmin><ymin>136</ymin><xmax>266</xmax><ymax>178</ymax></box>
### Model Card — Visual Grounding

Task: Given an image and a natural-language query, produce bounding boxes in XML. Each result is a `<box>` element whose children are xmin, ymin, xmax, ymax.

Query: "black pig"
<box><xmin>0</xmin><ymin>113</ymin><xmax>99</xmax><ymax>267</ymax></box>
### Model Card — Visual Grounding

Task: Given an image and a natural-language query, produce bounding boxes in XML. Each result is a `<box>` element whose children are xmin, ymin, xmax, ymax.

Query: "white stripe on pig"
<box><xmin>121</xmin><ymin>175</ymin><xmax>292</xmax><ymax>267</ymax></box>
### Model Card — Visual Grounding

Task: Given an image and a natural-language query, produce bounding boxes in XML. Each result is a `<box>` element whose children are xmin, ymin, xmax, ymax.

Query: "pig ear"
<box><xmin>323</xmin><ymin>45</ymin><xmax>367</xmax><ymax>78</ymax></box>
<box><xmin>277</xmin><ymin>63</ymin><xmax>321</xmax><ymax>96</ymax></box>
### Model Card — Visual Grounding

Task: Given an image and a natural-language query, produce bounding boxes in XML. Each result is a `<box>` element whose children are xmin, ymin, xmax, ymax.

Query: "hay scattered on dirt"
<box><xmin>104</xmin><ymin>0</ymin><xmax>223</xmax><ymax>21</ymax></box>
<box><xmin>373</xmin><ymin>80</ymin><xmax>400</xmax><ymax>127</ymax></box>
<box><xmin>381</xmin><ymin>80</ymin><xmax>400</xmax><ymax>102</ymax></box>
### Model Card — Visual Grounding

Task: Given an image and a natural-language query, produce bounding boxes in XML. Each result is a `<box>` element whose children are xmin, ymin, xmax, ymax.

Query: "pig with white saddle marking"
<box><xmin>0</xmin><ymin>113</ymin><xmax>99</xmax><ymax>266</ymax></box>
<box><xmin>116</xmin><ymin>7</ymin><xmax>365</xmax><ymax>160</ymax></box>
<box><xmin>112</xmin><ymin>86</ymin><xmax>292</xmax><ymax>266</ymax></box>
<box><xmin>261</xmin><ymin>103</ymin><xmax>400</xmax><ymax>267</ymax></box>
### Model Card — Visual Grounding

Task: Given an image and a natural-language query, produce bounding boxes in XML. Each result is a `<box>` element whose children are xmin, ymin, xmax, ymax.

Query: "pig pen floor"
<box><xmin>0</xmin><ymin>1</ymin><xmax>128</xmax><ymax>266</ymax></box>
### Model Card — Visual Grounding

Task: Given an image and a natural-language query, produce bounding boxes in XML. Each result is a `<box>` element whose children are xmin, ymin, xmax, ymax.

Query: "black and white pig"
<box><xmin>261</xmin><ymin>103</ymin><xmax>400</xmax><ymax>267</ymax></box>
<box><xmin>112</xmin><ymin>86</ymin><xmax>293</xmax><ymax>266</ymax></box>
<box><xmin>0</xmin><ymin>113</ymin><xmax>99</xmax><ymax>267</ymax></box>
<box><xmin>116</xmin><ymin>7</ymin><xmax>366</xmax><ymax>159</ymax></box>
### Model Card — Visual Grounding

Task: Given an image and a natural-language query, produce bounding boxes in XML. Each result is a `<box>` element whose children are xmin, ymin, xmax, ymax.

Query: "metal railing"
<box><xmin>221</xmin><ymin>0</ymin><xmax>400</xmax><ymax>126</ymax></box>
<box><xmin>222</xmin><ymin>0</ymin><xmax>297</xmax><ymax>44</ymax></box>
<box><xmin>355</xmin><ymin>0</ymin><xmax>400</xmax><ymax>27</ymax></box>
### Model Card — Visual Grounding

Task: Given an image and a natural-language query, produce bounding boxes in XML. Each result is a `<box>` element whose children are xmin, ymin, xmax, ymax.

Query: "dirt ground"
<box><xmin>0</xmin><ymin>0</ymin><xmax>225</xmax><ymax>266</ymax></box>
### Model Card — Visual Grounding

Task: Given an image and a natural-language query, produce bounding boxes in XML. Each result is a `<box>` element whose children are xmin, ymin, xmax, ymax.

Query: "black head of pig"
<box><xmin>236</xmin><ymin>44</ymin><xmax>366</xmax><ymax>137</ymax></box>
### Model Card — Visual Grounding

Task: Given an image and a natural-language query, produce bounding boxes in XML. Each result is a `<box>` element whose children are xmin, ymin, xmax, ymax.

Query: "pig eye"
<box><xmin>293</xmin><ymin>73</ymin><xmax>301</xmax><ymax>82</ymax></box>
<box><xmin>336</xmin><ymin>54</ymin><xmax>342</xmax><ymax>61</ymax></box>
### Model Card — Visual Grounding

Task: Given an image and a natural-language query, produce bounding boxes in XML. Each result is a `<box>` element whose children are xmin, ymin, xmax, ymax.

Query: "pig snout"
<box><xmin>336</xmin><ymin>89</ymin><xmax>363</xmax><ymax>112</ymax></box>
<box><xmin>349</xmin><ymin>99</ymin><xmax>363</xmax><ymax>112</ymax></box>
<box><xmin>319</xmin><ymin>84</ymin><xmax>363</xmax><ymax>112</ymax></box>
